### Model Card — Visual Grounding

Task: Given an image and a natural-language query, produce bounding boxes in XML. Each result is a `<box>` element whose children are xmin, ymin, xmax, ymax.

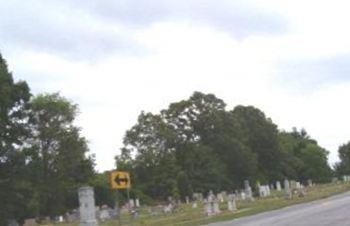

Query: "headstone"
<box><xmin>227</xmin><ymin>194</ymin><xmax>237</xmax><ymax>212</ymax></box>
<box><xmin>259</xmin><ymin>185</ymin><xmax>270</xmax><ymax>198</ymax></box>
<box><xmin>240</xmin><ymin>191</ymin><xmax>246</xmax><ymax>200</ymax></box>
<box><xmin>344</xmin><ymin>175</ymin><xmax>350</xmax><ymax>182</ymax></box>
<box><xmin>23</xmin><ymin>219</ymin><xmax>37</xmax><ymax>226</ymax></box>
<box><xmin>307</xmin><ymin>179</ymin><xmax>313</xmax><ymax>187</ymax></box>
<box><xmin>163</xmin><ymin>203</ymin><xmax>173</xmax><ymax>214</ymax></box>
<box><xmin>244</xmin><ymin>180</ymin><xmax>254</xmax><ymax>201</ymax></box>
<box><xmin>284</xmin><ymin>179</ymin><xmax>292</xmax><ymax>200</ymax></box>
<box><xmin>67</xmin><ymin>210</ymin><xmax>79</xmax><ymax>223</ymax></box>
<box><xmin>192</xmin><ymin>202</ymin><xmax>198</xmax><ymax>208</ymax></box>
<box><xmin>332</xmin><ymin>177</ymin><xmax>338</xmax><ymax>183</ymax></box>
<box><xmin>207</xmin><ymin>190</ymin><xmax>215</xmax><ymax>202</ymax></box>
<box><xmin>276</xmin><ymin>181</ymin><xmax>282</xmax><ymax>191</ymax></box>
<box><xmin>266</xmin><ymin>185</ymin><xmax>271</xmax><ymax>196</ymax></box>
<box><xmin>135</xmin><ymin>198</ymin><xmax>140</xmax><ymax>207</ymax></box>
<box><xmin>290</xmin><ymin>180</ymin><xmax>297</xmax><ymax>190</ymax></box>
<box><xmin>213</xmin><ymin>200</ymin><xmax>220</xmax><ymax>214</ymax></box>
<box><xmin>221</xmin><ymin>191</ymin><xmax>227</xmax><ymax>201</ymax></box>
<box><xmin>217</xmin><ymin>193</ymin><xmax>224</xmax><ymax>203</ymax></box>
<box><xmin>109</xmin><ymin>208</ymin><xmax>119</xmax><ymax>220</ymax></box>
<box><xmin>78</xmin><ymin>186</ymin><xmax>98</xmax><ymax>226</ymax></box>
<box><xmin>296</xmin><ymin>182</ymin><xmax>301</xmax><ymax>189</ymax></box>
<box><xmin>185</xmin><ymin>196</ymin><xmax>190</xmax><ymax>204</ymax></box>
<box><xmin>99</xmin><ymin>209</ymin><xmax>111</xmax><ymax>222</ymax></box>
<box><xmin>259</xmin><ymin>185</ymin><xmax>265</xmax><ymax>198</ymax></box>
<box><xmin>204</xmin><ymin>201</ymin><xmax>213</xmax><ymax>216</ymax></box>
<box><xmin>129</xmin><ymin>199</ymin><xmax>135</xmax><ymax>209</ymax></box>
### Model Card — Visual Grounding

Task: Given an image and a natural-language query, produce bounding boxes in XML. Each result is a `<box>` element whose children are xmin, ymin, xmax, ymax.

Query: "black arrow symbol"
<box><xmin>115</xmin><ymin>174</ymin><xmax>129</xmax><ymax>186</ymax></box>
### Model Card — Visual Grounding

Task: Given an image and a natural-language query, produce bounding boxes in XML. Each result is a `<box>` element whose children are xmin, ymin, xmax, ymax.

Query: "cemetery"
<box><xmin>21</xmin><ymin>178</ymin><xmax>350</xmax><ymax>226</ymax></box>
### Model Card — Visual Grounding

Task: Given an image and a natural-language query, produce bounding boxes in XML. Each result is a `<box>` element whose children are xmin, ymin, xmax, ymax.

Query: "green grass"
<box><xmin>46</xmin><ymin>182</ymin><xmax>350</xmax><ymax>226</ymax></box>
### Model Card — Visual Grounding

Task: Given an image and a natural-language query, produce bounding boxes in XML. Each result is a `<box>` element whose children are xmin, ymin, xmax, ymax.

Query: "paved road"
<box><xmin>208</xmin><ymin>192</ymin><xmax>350</xmax><ymax>226</ymax></box>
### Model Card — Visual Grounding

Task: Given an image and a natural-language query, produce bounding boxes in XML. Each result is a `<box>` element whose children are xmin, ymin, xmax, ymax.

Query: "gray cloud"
<box><xmin>65</xmin><ymin>0</ymin><xmax>288</xmax><ymax>38</ymax></box>
<box><xmin>0</xmin><ymin>0</ymin><xmax>287</xmax><ymax>61</ymax></box>
<box><xmin>0</xmin><ymin>1</ymin><xmax>147</xmax><ymax>61</ymax></box>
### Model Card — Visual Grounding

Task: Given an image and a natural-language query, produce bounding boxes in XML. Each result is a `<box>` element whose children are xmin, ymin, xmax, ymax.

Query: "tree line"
<box><xmin>1</xmin><ymin>52</ymin><xmax>350</xmax><ymax>223</ymax></box>
<box><xmin>115</xmin><ymin>92</ymin><xmax>335</xmax><ymax>201</ymax></box>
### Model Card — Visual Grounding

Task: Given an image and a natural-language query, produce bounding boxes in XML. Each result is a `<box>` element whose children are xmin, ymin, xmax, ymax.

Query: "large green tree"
<box><xmin>0</xmin><ymin>54</ymin><xmax>34</xmax><ymax>224</ymax></box>
<box><xmin>27</xmin><ymin>93</ymin><xmax>95</xmax><ymax>217</ymax></box>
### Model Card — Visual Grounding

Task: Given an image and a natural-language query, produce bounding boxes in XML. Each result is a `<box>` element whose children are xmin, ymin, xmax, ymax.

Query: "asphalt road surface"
<box><xmin>208</xmin><ymin>191</ymin><xmax>350</xmax><ymax>226</ymax></box>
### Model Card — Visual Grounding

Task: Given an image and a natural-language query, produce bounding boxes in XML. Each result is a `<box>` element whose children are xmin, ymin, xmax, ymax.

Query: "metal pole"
<box><xmin>116</xmin><ymin>189</ymin><xmax>121</xmax><ymax>226</ymax></box>
<box><xmin>127</xmin><ymin>187</ymin><xmax>132</xmax><ymax>226</ymax></box>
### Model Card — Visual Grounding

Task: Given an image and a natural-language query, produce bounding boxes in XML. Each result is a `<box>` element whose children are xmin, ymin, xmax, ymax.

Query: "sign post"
<box><xmin>110</xmin><ymin>171</ymin><xmax>132</xmax><ymax>226</ymax></box>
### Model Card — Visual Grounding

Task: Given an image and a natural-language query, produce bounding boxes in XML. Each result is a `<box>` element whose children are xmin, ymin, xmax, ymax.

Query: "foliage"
<box><xmin>117</xmin><ymin>92</ymin><xmax>333</xmax><ymax>200</ymax></box>
<box><xmin>0</xmin><ymin>53</ymin><xmax>96</xmax><ymax>223</ymax></box>
<box><xmin>335</xmin><ymin>142</ymin><xmax>350</xmax><ymax>176</ymax></box>
<box><xmin>27</xmin><ymin>93</ymin><xmax>95</xmax><ymax>217</ymax></box>
<box><xmin>0</xmin><ymin>54</ymin><xmax>32</xmax><ymax>224</ymax></box>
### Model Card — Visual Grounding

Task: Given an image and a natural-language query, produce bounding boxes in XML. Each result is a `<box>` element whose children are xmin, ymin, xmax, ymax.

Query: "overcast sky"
<box><xmin>1</xmin><ymin>0</ymin><xmax>350</xmax><ymax>171</ymax></box>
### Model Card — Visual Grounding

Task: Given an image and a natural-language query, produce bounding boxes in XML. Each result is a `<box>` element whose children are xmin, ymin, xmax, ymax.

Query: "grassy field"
<box><xmin>45</xmin><ymin>182</ymin><xmax>350</xmax><ymax>226</ymax></box>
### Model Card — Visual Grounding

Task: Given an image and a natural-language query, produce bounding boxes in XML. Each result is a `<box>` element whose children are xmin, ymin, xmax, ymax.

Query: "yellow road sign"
<box><xmin>110</xmin><ymin>171</ymin><xmax>131</xmax><ymax>189</ymax></box>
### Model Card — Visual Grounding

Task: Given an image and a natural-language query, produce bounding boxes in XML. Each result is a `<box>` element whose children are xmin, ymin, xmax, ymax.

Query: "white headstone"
<box><xmin>208</xmin><ymin>190</ymin><xmax>214</xmax><ymax>203</ymax></box>
<box><xmin>259</xmin><ymin>186</ymin><xmax>265</xmax><ymax>197</ymax></box>
<box><xmin>192</xmin><ymin>202</ymin><xmax>198</xmax><ymax>208</ymax></box>
<box><xmin>266</xmin><ymin>185</ymin><xmax>271</xmax><ymax>196</ymax></box>
<box><xmin>290</xmin><ymin>180</ymin><xmax>297</xmax><ymax>190</ymax></box>
<box><xmin>284</xmin><ymin>179</ymin><xmax>292</xmax><ymax>200</ymax></box>
<box><xmin>240</xmin><ymin>191</ymin><xmax>246</xmax><ymax>200</ymax></box>
<box><xmin>135</xmin><ymin>198</ymin><xmax>140</xmax><ymax>207</ymax></box>
<box><xmin>276</xmin><ymin>181</ymin><xmax>282</xmax><ymax>191</ymax></box>
<box><xmin>78</xmin><ymin>186</ymin><xmax>98</xmax><ymax>226</ymax></box>
<box><xmin>129</xmin><ymin>199</ymin><xmax>135</xmax><ymax>208</ymax></box>
<box><xmin>213</xmin><ymin>201</ymin><xmax>220</xmax><ymax>214</ymax></box>
<box><xmin>227</xmin><ymin>194</ymin><xmax>237</xmax><ymax>212</ymax></box>
<box><xmin>99</xmin><ymin>209</ymin><xmax>111</xmax><ymax>222</ymax></box>
<box><xmin>217</xmin><ymin>193</ymin><xmax>224</xmax><ymax>203</ymax></box>
<box><xmin>204</xmin><ymin>202</ymin><xmax>213</xmax><ymax>216</ymax></box>
<box><xmin>244</xmin><ymin>180</ymin><xmax>254</xmax><ymax>201</ymax></box>
<box><xmin>185</xmin><ymin>196</ymin><xmax>190</xmax><ymax>204</ymax></box>
<box><xmin>307</xmin><ymin>179</ymin><xmax>313</xmax><ymax>187</ymax></box>
<box><xmin>163</xmin><ymin>203</ymin><xmax>173</xmax><ymax>214</ymax></box>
